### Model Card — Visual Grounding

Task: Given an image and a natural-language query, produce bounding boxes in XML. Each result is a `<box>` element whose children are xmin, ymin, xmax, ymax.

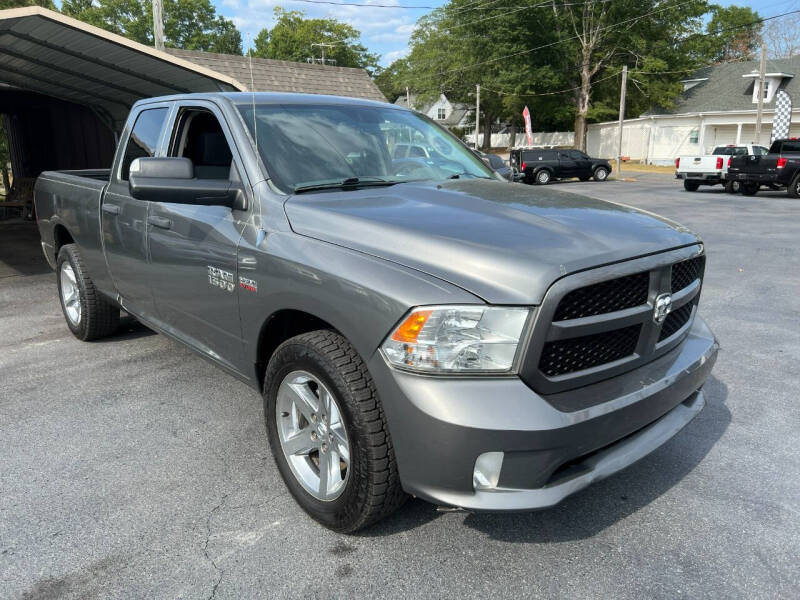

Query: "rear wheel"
<box><xmin>593</xmin><ymin>166</ymin><xmax>609</xmax><ymax>182</ymax></box>
<box><xmin>788</xmin><ymin>174</ymin><xmax>800</xmax><ymax>198</ymax></box>
<box><xmin>683</xmin><ymin>180</ymin><xmax>700</xmax><ymax>192</ymax></box>
<box><xmin>724</xmin><ymin>180</ymin><xmax>740</xmax><ymax>194</ymax></box>
<box><xmin>56</xmin><ymin>244</ymin><xmax>119</xmax><ymax>341</ymax></box>
<box><xmin>741</xmin><ymin>182</ymin><xmax>760</xmax><ymax>196</ymax></box>
<box><xmin>264</xmin><ymin>330</ymin><xmax>406</xmax><ymax>532</ymax></box>
<box><xmin>535</xmin><ymin>170</ymin><xmax>551</xmax><ymax>185</ymax></box>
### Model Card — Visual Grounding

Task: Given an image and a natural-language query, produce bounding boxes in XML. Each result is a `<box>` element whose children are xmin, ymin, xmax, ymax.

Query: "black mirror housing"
<box><xmin>129</xmin><ymin>157</ymin><xmax>246</xmax><ymax>210</ymax></box>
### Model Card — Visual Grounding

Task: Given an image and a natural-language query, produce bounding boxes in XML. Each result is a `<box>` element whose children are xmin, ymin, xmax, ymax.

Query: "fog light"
<box><xmin>473</xmin><ymin>452</ymin><xmax>504</xmax><ymax>490</ymax></box>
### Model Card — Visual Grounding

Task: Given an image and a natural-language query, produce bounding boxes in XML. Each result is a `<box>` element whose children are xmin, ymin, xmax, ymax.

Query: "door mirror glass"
<box><xmin>129</xmin><ymin>157</ymin><xmax>245</xmax><ymax>209</ymax></box>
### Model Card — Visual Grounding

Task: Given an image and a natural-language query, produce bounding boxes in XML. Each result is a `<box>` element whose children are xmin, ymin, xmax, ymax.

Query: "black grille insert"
<box><xmin>671</xmin><ymin>256</ymin><xmax>704</xmax><ymax>293</ymax></box>
<box><xmin>658</xmin><ymin>303</ymin><xmax>694</xmax><ymax>341</ymax></box>
<box><xmin>553</xmin><ymin>271</ymin><xmax>649</xmax><ymax>321</ymax></box>
<box><xmin>539</xmin><ymin>325</ymin><xmax>641</xmax><ymax>377</ymax></box>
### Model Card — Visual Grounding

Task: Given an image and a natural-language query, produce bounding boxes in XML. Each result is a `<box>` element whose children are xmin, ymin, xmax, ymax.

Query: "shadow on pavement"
<box><xmin>0</xmin><ymin>219</ymin><xmax>51</xmax><ymax>278</ymax></box>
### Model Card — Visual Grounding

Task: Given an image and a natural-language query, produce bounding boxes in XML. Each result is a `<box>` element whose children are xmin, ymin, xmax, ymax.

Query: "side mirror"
<box><xmin>129</xmin><ymin>157</ymin><xmax>246</xmax><ymax>210</ymax></box>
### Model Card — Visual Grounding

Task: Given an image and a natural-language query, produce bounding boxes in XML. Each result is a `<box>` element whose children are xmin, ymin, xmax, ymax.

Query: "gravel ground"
<box><xmin>1</xmin><ymin>176</ymin><xmax>798</xmax><ymax>599</ymax></box>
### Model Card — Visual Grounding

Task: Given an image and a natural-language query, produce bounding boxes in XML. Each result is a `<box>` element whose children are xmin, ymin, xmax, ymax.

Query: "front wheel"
<box><xmin>535</xmin><ymin>170</ymin><xmax>551</xmax><ymax>185</ymax></box>
<box><xmin>741</xmin><ymin>182</ymin><xmax>760</xmax><ymax>196</ymax></box>
<box><xmin>264</xmin><ymin>330</ymin><xmax>406</xmax><ymax>532</ymax></box>
<box><xmin>683</xmin><ymin>180</ymin><xmax>700</xmax><ymax>192</ymax></box>
<box><xmin>56</xmin><ymin>244</ymin><xmax>119</xmax><ymax>341</ymax></box>
<box><xmin>724</xmin><ymin>180</ymin><xmax>740</xmax><ymax>194</ymax></box>
<box><xmin>593</xmin><ymin>167</ymin><xmax>609</xmax><ymax>181</ymax></box>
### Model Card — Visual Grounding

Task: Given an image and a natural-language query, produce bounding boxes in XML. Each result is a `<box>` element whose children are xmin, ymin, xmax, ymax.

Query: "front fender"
<box><xmin>236</xmin><ymin>229</ymin><xmax>483</xmax><ymax>380</ymax></box>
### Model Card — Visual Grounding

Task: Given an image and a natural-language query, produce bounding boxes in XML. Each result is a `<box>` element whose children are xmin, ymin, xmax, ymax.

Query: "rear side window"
<box><xmin>780</xmin><ymin>141</ymin><xmax>800</xmax><ymax>153</ymax></box>
<box><xmin>120</xmin><ymin>108</ymin><xmax>168</xmax><ymax>180</ymax></box>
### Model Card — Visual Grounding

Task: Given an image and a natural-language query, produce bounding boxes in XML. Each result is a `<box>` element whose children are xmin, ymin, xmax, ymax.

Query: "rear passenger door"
<box><xmin>102</xmin><ymin>104</ymin><xmax>170</xmax><ymax>320</ymax></box>
<box><xmin>146</xmin><ymin>102</ymin><xmax>250</xmax><ymax>370</ymax></box>
<box><xmin>557</xmin><ymin>150</ymin><xmax>578</xmax><ymax>177</ymax></box>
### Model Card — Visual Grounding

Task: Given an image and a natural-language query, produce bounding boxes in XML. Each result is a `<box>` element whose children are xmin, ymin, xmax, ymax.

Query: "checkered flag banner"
<box><xmin>771</xmin><ymin>90</ymin><xmax>792</xmax><ymax>143</ymax></box>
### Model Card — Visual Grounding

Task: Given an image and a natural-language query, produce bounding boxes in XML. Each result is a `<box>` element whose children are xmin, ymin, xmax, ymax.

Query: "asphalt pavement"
<box><xmin>1</xmin><ymin>174</ymin><xmax>798</xmax><ymax>599</ymax></box>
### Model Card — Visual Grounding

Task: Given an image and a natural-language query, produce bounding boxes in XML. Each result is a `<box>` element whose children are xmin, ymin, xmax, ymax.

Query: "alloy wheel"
<box><xmin>276</xmin><ymin>370</ymin><xmax>350</xmax><ymax>501</ymax></box>
<box><xmin>60</xmin><ymin>262</ymin><xmax>81</xmax><ymax>326</ymax></box>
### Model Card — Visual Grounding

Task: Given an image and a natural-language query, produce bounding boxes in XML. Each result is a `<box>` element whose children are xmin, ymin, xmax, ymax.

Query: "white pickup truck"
<box><xmin>676</xmin><ymin>144</ymin><xmax>769</xmax><ymax>193</ymax></box>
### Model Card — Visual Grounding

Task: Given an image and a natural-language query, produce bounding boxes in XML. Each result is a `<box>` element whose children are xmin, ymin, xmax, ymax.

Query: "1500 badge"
<box><xmin>207</xmin><ymin>266</ymin><xmax>235</xmax><ymax>292</ymax></box>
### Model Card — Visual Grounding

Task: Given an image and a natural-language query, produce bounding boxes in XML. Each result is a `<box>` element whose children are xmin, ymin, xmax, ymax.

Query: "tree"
<box><xmin>251</xmin><ymin>8</ymin><xmax>379</xmax><ymax>73</ymax></box>
<box><xmin>698</xmin><ymin>5</ymin><xmax>762</xmax><ymax>63</ymax></box>
<box><xmin>0</xmin><ymin>0</ymin><xmax>55</xmax><ymax>8</ymax></box>
<box><xmin>763</xmin><ymin>13</ymin><xmax>800</xmax><ymax>59</ymax></box>
<box><xmin>61</xmin><ymin>0</ymin><xmax>242</xmax><ymax>55</ymax></box>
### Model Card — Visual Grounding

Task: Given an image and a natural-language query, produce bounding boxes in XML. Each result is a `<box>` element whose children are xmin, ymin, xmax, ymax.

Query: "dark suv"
<box><xmin>511</xmin><ymin>148</ymin><xmax>612</xmax><ymax>185</ymax></box>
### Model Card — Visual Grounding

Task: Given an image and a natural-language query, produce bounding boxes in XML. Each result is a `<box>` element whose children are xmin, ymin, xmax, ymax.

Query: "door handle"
<box><xmin>102</xmin><ymin>203</ymin><xmax>120</xmax><ymax>215</ymax></box>
<box><xmin>147</xmin><ymin>215</ymin><xmax>172</xmax><ymax>230</ymax></box>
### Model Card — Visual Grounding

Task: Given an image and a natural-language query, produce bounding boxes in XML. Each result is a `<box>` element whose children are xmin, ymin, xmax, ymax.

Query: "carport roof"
<box><xmin>0</xmin><ymin>6</ymin><xmax>245</xmax><ymax>129</ymax></box>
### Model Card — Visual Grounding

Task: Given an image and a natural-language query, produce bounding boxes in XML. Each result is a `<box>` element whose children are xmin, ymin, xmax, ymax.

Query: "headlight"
<box><xmin>381</xmin><ymin>305</ymin><xmax>530</xmax><ymax>373</ymax></box>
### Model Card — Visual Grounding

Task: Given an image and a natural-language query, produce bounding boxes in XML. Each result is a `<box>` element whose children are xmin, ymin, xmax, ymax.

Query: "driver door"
<box><xmin>146</xmin><ymin>102</ymin><xmax>249</xmax><ymax>370</ymax></box>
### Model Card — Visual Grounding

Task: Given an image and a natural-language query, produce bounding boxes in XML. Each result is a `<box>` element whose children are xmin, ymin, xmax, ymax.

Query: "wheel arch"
<box><xmin>53</xmin><ymin>223</ymin><xmax>75</xmax><ymax>259</ymax></box>
<box><xmin>254</xmin><ymin>308</ymin><xmax>340</xmax><ymax>390</ymax></box>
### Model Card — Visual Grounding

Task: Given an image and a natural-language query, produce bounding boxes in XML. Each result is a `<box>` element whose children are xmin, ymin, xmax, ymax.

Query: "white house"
<box><xmin>394</xmin><ymin>93</ymin><xmax>471</xmax><ymax>130</ymax></box>
<box><xmin>586</xmin><ymin>57</ymin><xmax>800</xmax><ymax>164</ymax></box>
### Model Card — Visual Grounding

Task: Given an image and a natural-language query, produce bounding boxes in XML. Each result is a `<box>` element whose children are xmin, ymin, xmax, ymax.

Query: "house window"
<box><xmin>689</xmin><ymin>129</ymin><xmax>699</xmax><ymax>144</ymax></box>
<box><xmin>763</xmin><ymin>81</ymin><xmax>770</xmax><ymax>99</ymax></box>
<box><xmin>437</xmin><ymin>108</ymin><xmax>446</xmax><ymax>120</ymax></box>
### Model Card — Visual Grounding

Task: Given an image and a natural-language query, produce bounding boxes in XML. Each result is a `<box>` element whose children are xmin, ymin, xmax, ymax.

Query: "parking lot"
<box><xmin>1</xmin><ymin>173</ymin><xmax>798</xmax><ymax>599</ymax></box>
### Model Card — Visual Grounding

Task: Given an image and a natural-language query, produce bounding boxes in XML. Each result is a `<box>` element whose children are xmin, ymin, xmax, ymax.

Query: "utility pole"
<box><xmin>406</xmin><ymin>86</ymin><xmax>411</xmax><ymax>110</ymax></box>
<box><xmin>616</xmin><ymin>65</ymin><xmax>628</xmax><ymax>177</ymax></box>
<box><xmin>152</xmin><ymin>0</ymin><xmax>165</xmax><ymax>51</ymax></box>
<box><xmin>755</xmin><ymin>44</ymin><xmax>767</xmax><ymax>144</ymax></box>
<box><xmin>475</xmin><ymin>83</ymin><xmax>480</xmax><ymax>149</ymax></box>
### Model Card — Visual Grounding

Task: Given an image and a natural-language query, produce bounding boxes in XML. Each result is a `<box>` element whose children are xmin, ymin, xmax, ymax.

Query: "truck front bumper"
<box><xmin>368</xmin><ymin>316</ymin><xmax>718</xmax><ymax>511</ymax></box>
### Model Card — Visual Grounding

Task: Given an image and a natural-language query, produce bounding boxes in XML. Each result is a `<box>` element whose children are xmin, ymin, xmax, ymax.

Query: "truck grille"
<box><xmin>522</xmin><ymin>247</ymin><xmax>705</xmax><ymax>395</ymax></box>
<box><xmin>539</xmin><ymin>325</ymin><xmax>641</xmax><ymax>377</ymax></box>
<box><xmin>553</xmin><ymin>271</ymin><xmax>649</xmax><ymax>321</ymax></box>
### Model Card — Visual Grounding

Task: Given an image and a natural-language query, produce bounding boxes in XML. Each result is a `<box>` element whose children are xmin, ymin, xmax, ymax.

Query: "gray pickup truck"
<box><xmin>34</xmin><ymin>93</ymin><xmax>718</xmax><ymax>532</ymax></box>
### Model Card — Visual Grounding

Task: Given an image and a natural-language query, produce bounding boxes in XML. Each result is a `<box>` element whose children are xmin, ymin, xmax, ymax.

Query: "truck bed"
<box><xmin>34</xmin><ymin>169</ymin><xmax>110</xmax><ymax>281</ymax></box>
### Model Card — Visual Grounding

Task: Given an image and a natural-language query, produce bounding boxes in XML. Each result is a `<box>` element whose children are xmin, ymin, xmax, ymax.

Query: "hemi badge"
<box><xmin>239</xmin><ymin>276</ymin><xmax>257</xmax><ymax>292</ymax></box>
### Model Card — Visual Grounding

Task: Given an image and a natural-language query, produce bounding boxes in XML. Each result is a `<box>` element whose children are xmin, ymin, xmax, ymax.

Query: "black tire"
<box><xmin>264</xmin><ymin>330</ymin><xmax>406</xmax><ymax>532</ymax></box>
<box><xmin>724</xmin><ymin>180</ymin><xmax>740</xmax><ymax>194</ymax></box>
<box><xmin>788</xmin><ymin>174</ymin><xmax>800</xmax><ymax>198</ymax></box>
<box><xmin>56</xmin><ymin>244</ymin><xmax>119</xmax><ymax>341</ymax></box>
<box><xmin>535</xmin><ymin>170</ymin><xmax>551</xmax><ymax>185</ymax></box>
<box><xmin>683</xmin><ymin>179</ymin><xmax>700</xmax><ymax>192</ymax></box>
<box><xmin>593</xmin><ymin>166</ymin><xmax>609</xmax><ymax>182</ymax></box>
<box><xmin>741</xmin><ymin>182</ymin><xmax>759</xmax><ymax>196</ymax></box>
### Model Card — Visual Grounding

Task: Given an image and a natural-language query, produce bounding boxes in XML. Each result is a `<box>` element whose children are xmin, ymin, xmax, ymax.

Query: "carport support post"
<box><xmin>616</xmin><ymin>65</ymin><xmax>627</xmax><ymax>179</ymax></box>
<box><xmin>153</xmin><ymin>0</ymin><xmax>165</xmax><ymax>51</ymax></box>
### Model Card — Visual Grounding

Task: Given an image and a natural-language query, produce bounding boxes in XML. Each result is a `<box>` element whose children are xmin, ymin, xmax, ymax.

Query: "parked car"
<box><xmin>675</xmin><ymin>144</ymin><xmax>769</xmax><ymax>193</ymax></box>
<box><xmin>34</xmin><ymin>93</ymin><xmax>717</xmax><ymax>532</ymax></box>
<box><xmin>727</xmin><ymin>138</ymin><xmax>800</xmax><ymax>197</ymax></box>
<box><xmin>510</xmin><ymin>148</ymin><xmax>612</xmax><ymax>185</ymax></box>
<box><xmin>475</xmin><ymin>150</ymin><xmax>512</xmax><ymax>180</ymax></box>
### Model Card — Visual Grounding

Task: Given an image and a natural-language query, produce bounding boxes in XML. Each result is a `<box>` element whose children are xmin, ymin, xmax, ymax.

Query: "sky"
<box><xmin>212</xmin><ymin>0</ymin><xmax>795</xmax><ymax>67</ymax></box>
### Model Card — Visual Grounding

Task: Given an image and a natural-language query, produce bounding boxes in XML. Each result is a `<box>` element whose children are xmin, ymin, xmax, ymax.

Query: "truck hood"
<box><xmin>284</xmin><ymin>179</ymin><xmax>699</xmax><ymax>304</ymax></box>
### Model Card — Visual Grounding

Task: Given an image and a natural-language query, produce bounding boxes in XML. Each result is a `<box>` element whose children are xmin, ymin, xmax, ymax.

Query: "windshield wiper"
<box><xmin>293</xmin><ymin>177</ymin><xmax>401</xmax><ymax>194</ymax></box>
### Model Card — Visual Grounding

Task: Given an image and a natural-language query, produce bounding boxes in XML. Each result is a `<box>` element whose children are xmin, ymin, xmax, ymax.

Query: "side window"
<box><xmin>170</xmin><ymin>109</ymin><xmax>234</xmax><ymax>180</ymax></box>
<box><xmin>409</xmin><ymin>146</ymin><xmax>426</xmax><ymax>158</ymax></box>
<box><xmin>558</xmin><ymin>151</ymin><xmax>571</xmax><ymax>160</ymax></box>
<box><xmin>758</xmin><ymin>146</ymin><xmax>770</xmax><ymax>155</ymax></box>
<box><xmin>120</xmin><ymin>107</ymin><xmax>168</xmax><ymax>180</ymax></box>
<box><xmin>567</xmin><ymin>150</ymin><xmax>585</xmax><ymax>160</ymax></box>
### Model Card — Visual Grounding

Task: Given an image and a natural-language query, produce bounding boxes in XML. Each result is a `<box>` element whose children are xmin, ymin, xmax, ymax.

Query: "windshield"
<box><xmin>236</xmin><ymin>103</ymin><xmax>495</xmax><ymax>192</ymax></box>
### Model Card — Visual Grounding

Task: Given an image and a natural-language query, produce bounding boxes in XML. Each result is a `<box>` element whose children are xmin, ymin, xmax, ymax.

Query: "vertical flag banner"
<box><xmin>522</xmin><ymin>106</ymin><xmax>533</xmax><ymax>147</ymax></box>
<box><xmin>772</xmin><ymin>90</ymin><xmax>792</xmax><ymax>143</ymax></box>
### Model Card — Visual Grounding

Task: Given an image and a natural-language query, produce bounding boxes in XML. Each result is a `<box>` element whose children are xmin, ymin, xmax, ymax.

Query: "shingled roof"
<box><xmin>166</xmin><ymin>48</ymin><xmax>386</xmax><ymax>103</ymax></box>
<box><xmin>648</xmin><ymin>55</ymin><xmax>800</xmax><ymax>115</ymax></box>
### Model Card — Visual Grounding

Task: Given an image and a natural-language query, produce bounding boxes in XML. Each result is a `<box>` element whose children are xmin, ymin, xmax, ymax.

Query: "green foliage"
<box><xmin>0</xmin><ymin>0</ymin><xmax>55</xmax><ymax>8</ymax></box>
<box><xmin>697</xmin><ymin>4</ymin><xmax>761</xmax><ymax>63</ymax></box>
<box><xmin>382</xmin><ymin>0</ymin><xmax>724</xmax><ymax>139</ymax></box>
<box><xmin>61</xmin><ymin>0</ymin><xmax>242</xmax><ymax>55</ymax></box>
<box><xmin>250</xmin><ymin>8</ymin><xmax>379</xmax><ymax>73</ymax></box>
